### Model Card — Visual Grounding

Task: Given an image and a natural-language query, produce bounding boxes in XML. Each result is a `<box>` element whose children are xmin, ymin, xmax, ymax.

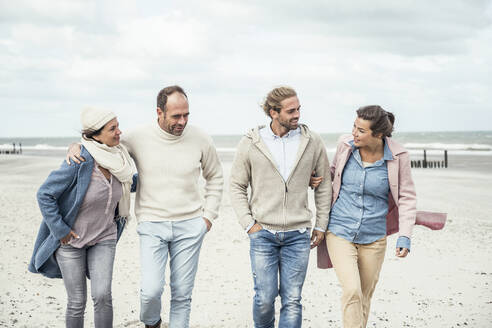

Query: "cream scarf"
<box><xmin>81</xmin><ymin>138</ymin><xmax>135</xmax><ymax>218</ymax></box>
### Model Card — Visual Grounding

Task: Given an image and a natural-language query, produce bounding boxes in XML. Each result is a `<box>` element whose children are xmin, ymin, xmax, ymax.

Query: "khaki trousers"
<box><xmin>326</xmin><ymin>232</ymin><xmax>387</xmax><ymax>328</ymax></box>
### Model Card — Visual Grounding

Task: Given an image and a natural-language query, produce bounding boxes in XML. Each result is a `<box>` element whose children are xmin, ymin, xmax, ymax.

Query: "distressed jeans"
<box><xmin>249</xmin><ymin>229</ymin><xmax>311</xmax><ymax>328</ymax></box>
<box><xmin>137</xmin><ymin>217</ymin><xmax>207</xmax><ymax>327</ymax></box>
<box><xmin>55</xmin><ymin>239</ymin><xmax>116</xmax><ymax>328</ymax></box>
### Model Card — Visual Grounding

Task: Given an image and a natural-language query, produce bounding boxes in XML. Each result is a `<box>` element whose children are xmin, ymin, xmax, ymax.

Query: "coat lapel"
<box><xmin>329</xmin><ymin>146</ymin><xmax>349</xmax><ymax>206</ymax></box>
<box><xmin>385</xmin><ymin>137</ymin><xmax>402</xmax><ymax>205</ymax></box>
<box><xmin>386</xmin><ymin>159</ymin><xmax>399</xmax><ymax>205</ymax></box>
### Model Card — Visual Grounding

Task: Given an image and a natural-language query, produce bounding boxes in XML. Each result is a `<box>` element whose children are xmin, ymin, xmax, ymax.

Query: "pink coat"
<box><xmin>317</xmin><ymin>135</ymin><xmax>446</xmax><ymax>269</ymax></box>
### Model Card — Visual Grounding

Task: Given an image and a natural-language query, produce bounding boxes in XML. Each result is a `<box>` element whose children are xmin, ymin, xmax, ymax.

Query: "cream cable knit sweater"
<box><xmin>123</xmin><ymin>121</ymin><xmax>223</xmax><ymax>222</ymax></box>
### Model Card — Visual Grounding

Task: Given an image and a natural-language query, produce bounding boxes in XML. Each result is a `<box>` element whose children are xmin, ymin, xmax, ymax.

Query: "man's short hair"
<box><xmin>262</xmin><ymin>86</ymin><xmax>297</xmax><ymax>118</ymax></box>
<box><xmin>157</xmin><ymin>85</ymin><xmax>188</xmax><ymax>112</ymax></box>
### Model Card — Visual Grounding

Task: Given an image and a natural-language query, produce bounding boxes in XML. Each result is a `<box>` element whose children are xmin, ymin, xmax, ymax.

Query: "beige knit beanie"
<box><xmin>80</xmin><ymin>107</ymin><xmax>116</xmax><ymax>131</ymax></box>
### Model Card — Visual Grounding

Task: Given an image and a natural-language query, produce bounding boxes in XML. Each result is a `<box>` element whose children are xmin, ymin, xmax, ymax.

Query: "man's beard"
<box><xmin>170</xmin><ymin>124</ymin><xmax>186</xmax><ymax>135</ymax></box>
<box><xmin>279</xmin><ymin>118</ymin><xmax>298</xmax><ymax>131</ymax></box>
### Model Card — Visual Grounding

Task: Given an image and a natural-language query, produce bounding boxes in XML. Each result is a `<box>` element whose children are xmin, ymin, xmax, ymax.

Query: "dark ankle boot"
<box><xmin>145</xmin><ymin>318</ymin><xmax>161</xmax><ymax>328</ymax></box>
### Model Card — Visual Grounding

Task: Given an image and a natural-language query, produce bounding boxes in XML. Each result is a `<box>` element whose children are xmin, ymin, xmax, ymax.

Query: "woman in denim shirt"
<box><xmin>316</xmin><ymin>105</ymin><xmax>416</xmax><ymax>328</ymax></box>
<box><xmin>29</xmin><ymin>107</ymin><xmax>136</xmax><ymax>328</ymax></box>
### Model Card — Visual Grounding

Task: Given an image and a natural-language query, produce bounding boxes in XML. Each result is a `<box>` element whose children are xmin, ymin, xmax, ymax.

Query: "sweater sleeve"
<box><xmin>229</xmin><ymin>137</ymin><xmax>255</xmax><ymax>230</ymax></box>
<box><xmin>313</xmin><ymin>136</ymin><xmax>332</xmax><ymax>231</ymax></box>
<box><xmin>201</xmin><ymin>138</ymin><xmax>224</xmax><ymax>221</ymax></box>
<box><xmin>36</xmin><ymin>160</ymin><xmax>78</xmax><ymax>240</ymax></box>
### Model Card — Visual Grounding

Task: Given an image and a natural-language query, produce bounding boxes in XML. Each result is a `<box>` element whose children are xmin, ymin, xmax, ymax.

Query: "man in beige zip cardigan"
<box><xmin>230</xmin><ymin>86</ymin><xmax>332</xmax><ymax>328</ymax></box>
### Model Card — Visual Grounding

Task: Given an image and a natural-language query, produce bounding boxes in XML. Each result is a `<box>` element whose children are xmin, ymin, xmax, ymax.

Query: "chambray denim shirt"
<box><xmin>328</xmin><ymin>140</ymin><xmax>411</xmax><ymax>250</ymax></box>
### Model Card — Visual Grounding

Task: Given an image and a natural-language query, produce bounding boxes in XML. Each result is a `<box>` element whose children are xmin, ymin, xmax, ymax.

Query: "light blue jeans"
<box><xmin>249</xmin><ymin>229</ymin><xmax>311</xmax><ymax>328</ymax></box>
<box><xmin>55</xmin><ymin>239</ymin><xmax>116</xmax><ymax>328</ymax></box>
<box><xmin>137</xmin><ymin>217</ymin><xmax>207</xmax><ymax>327</ymax></box>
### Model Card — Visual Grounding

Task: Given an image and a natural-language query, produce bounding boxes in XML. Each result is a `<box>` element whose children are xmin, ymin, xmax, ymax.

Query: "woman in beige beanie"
<box><xmin>29</xmin><ymin>107</ymin><xmax>136</xmax><ymax>328</ymax></box>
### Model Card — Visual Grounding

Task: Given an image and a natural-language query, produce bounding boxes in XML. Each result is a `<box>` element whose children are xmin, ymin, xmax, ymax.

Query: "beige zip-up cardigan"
<box><xmin>230</xmin><ymin>124</ymin><xmax>332</xmax><ymax>232</ymax></box>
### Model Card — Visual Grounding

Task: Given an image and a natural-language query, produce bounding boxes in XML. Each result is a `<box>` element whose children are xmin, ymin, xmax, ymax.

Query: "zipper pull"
<box><xmin>285</xmin><ymin>184</ymin><xmax>288</xmax><ymax>192</ymax></box>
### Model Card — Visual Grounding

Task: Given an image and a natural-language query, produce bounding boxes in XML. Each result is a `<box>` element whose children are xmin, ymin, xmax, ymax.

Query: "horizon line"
<box><xmin>1</xmin><ymin>129</ymin><xmax>491</xmax><ymax>139</ymax></box>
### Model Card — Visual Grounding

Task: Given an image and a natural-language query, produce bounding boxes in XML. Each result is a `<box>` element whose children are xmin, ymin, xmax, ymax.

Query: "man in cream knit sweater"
<box><xmin>124</xmin><ymin>86</ymin><xmax>223</xmax><ymax>328</ymax></box>
<box><xmin>230</xmin><ymin>86</ymin><xmax>331</xmax><ymax>328</ymax></box>
<box><xmin>67</xmin><ymin>86</ymin><xmax>223</xmax><ymax>328</ymax></box>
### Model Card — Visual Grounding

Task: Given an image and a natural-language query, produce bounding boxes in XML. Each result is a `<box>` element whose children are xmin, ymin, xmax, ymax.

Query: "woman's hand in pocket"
<box><xmin>60</xmin><ymin>230</ymin><xmax>79</xmax><ymax>245</ymax></box>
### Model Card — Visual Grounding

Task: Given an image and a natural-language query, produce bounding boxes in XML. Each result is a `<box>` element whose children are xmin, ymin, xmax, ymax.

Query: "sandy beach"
<box><xmin>1</xmin><ymin>154</ymin><xmax>491</xmax><ymax>328</ymax></box>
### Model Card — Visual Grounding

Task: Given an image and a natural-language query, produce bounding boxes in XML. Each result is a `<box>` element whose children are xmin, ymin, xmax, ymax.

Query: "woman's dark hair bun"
<box><xmin>356</xmin><ymin>105</ymin><xmax>395</xmax><ymax>137</ymax></box>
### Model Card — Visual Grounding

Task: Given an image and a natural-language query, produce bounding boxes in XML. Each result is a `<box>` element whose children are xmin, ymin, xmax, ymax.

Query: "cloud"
<box><xmin>0</xmin><ymin>0</ymin><xmax>491</xmax><ymax>136</ymax></box>
<box><xmin>243</xmin><ymin>0</ymin><xmax>492</xmax><ymax>55</ymax></box>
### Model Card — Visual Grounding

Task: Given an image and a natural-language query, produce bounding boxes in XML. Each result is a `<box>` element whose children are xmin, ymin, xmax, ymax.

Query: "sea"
<box><xmin>1</xmin><ymin>131</ymin><xmax>491</xmax><ymax>172</ymax></box>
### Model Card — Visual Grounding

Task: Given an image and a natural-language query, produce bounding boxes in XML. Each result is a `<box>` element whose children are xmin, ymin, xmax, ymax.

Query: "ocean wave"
<box><xmin>406</xmin><ymin>149</ymin><xmax>492</xmax><ymax>156</ymax></box>
<box><xmin>2</xmin><ymin>144</ymin><xmax>492</xmax><ymax>157</ymax></box>
<box><xmin>219</xmin><ymin>144</ymin><xmax>492</xmax><ymax>153</ymax></box>
<box><xmin>403</xmin><ymin>143</ymin><xmax>492</xmax><ymax>151</ymax></box>
<box><xmin>0</xmin><ymin>143</ymin><xmax>66</xmax><ymax>150</ymax></box>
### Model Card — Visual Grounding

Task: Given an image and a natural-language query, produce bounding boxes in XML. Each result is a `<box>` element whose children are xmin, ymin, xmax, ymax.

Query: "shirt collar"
<box><xmin>382</xmin><ymin>139</ymin><xmax>394</xmax><ymax>160</ymax></box>
<box><xmin>266</xmin><ymin>123</ymin><xmax>300</xmax><ymax>139</ymax></box>
<box><xmin>349</xmin><ymin>139</ymin><xmax>355</xmax><ymax>150</ymax></box>
<box><xmin>349</xmin><ymin>139</ymin><xmax>394</xmax><ymax>161</ymax></box>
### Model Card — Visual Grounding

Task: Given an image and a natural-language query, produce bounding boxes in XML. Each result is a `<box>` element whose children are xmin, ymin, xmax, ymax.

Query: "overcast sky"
<box><xmin>1</xmin><ymin>0</ymin><xmax>491</xmax><ymax>137</ymax></box>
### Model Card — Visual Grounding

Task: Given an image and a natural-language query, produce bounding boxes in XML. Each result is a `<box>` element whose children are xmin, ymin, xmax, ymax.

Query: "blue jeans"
<box><xmin>249</xmin><ymin>229</ymin><xmax>311</xmax><ymax>328</ymax></box>
<box><xmin>137</xmin><ymin>217</ymin><xmax>207</xmax><ymax>327</ymax></box>
<box><xmin>55</xmin><ymin>239</ymin><xmax>116</xmax><ymax>328</ymax></box>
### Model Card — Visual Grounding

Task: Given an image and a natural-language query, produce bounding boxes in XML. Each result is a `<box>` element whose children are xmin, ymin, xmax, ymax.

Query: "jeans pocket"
<box><xmin>201</xmin><ymin>217</ymin><xmax>209</xmax><ymax>234</ymax></box>
<box><xmin>59</xmin><ymin>243</ymin><xmax>74</xmax><ymax>249</ymax></box>
<box><xmin>136</xmin><ymin>221</ymin><xmax>153</xmax><ymax>235</ymax></box>
<box><xmin>248</xmin><ymin>228</ymin><xmax>264</xmax><ymax>238</ymax></box>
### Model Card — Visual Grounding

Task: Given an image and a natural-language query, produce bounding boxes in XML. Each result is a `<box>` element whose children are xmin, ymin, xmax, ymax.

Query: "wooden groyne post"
<box><xmin>0</xmin><ymin>142</ymin><xmax>23</xmax><ymax>155</ymax></box>
<box><xmin>411</xmin><ymin>150</ymin><xmax>448</xmax><ymax>169</ymax></box>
